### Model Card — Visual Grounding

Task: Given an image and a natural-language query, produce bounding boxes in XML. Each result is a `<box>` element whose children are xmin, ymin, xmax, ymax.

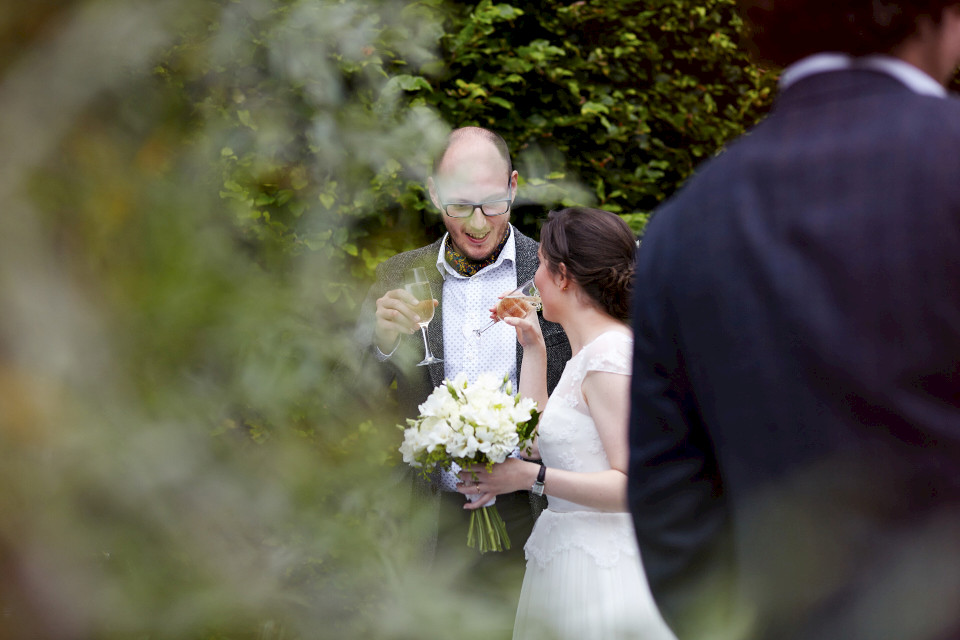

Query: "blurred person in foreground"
<box><xmin>458</xmin><ymin>207</ymin><xmax>674</xmax><ymax>639</ymax></box>
<box><xmin>627</xmin><ymin>2</ymin><xmax>960</xmax><ymax>639</ymax></box>
<box><xmin>357</xmin><ymin>126</ymin><xmax>571</xmax><ymax>593</ymax></box>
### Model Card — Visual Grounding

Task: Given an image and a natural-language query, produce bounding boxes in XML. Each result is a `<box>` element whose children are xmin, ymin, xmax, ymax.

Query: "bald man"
<box><xmin>358</xmin><ymin>126</ymin><xmax>570</xmax><ymax>592</ymax></box>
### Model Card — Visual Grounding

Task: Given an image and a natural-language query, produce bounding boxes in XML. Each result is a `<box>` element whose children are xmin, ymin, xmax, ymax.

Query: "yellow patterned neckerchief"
<box><xmin>443</xmin><ymin>228</ymin><xmax>510</xmax><ymax>277</ymax></box>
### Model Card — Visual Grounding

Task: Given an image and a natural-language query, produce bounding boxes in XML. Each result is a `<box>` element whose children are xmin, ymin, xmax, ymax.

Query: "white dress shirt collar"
<box><xmin>780</xmin><ymin>52</ymin><xmax>947</xmax><ymax>98</ymax></box>
<box><xmin>434</xmin><ymin>225</ymin><xmax>516</xmax><ymax>280</ymax></box>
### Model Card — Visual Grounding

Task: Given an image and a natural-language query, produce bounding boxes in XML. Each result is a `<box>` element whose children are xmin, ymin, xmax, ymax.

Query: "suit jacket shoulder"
<box><xmin>372</xmin><ymin>239</ymin><xmax>444</xmax><ymax>292</ymax></box>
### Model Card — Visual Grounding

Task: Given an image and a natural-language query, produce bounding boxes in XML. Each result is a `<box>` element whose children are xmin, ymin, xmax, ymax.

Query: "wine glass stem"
<box><xmin>473</xmin><ymin>319</ymin><xmax>496</xmax><ymax>337</ymax></box>
<box><xmin>420</xmin><ymin>325</ymin><xmax>433</xmax><ymax>358</ymax></box>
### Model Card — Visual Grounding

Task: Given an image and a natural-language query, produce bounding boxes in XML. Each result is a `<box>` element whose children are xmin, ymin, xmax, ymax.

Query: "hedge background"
<box><xmin>193</xmin><ymin>0</ymin><xmax>780</xmax><ymax>299</ymax></box>
<box><xmin>1</xmin><ymin>1</ymin><xmax>958</xmax><ymax>638</ymax></box>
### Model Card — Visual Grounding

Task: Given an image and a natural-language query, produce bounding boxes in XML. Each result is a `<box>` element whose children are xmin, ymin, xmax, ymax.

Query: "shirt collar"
<box><xmin>780</xmin><ymin>52</ymin><xmax>947</xmax><ymax>98</ymax></box>
<box><xmin>435</xmin><ymin>225</ymin><xmax>516</xmax><ymax>279</ymax></box>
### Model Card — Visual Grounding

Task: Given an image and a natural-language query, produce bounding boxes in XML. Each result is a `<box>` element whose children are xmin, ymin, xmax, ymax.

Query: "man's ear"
<box><xmin>509</xmin><ymin>170</ymin><xmax>519</xmax><ymax>200</ymax></box>
<box><xmin>427</xmin><ymin>177</ymin><xmax>443</xmax><ymax>212</ymax></box>
<box><xmin>944</xmin><ymin>4</ymin><xmax>960</xmax><ymax>50</ymax></box>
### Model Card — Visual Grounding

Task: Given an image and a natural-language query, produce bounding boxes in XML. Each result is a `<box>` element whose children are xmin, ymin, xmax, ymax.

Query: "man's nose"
<box><xmin>465</xmin><ymin>206</ymin><xmax>488</xmax><ymax>228</ymax></box>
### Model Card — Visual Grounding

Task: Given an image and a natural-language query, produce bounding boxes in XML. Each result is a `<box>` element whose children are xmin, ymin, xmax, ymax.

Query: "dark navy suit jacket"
<box><xmin>628</xmin><ymin>69</ymin><xmax>960</xmax><ymax>640</ymax></box>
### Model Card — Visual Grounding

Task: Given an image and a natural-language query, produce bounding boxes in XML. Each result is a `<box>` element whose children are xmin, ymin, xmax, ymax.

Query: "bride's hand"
<box><xmin>504</xmin><ymin>310</ymin><xmax>544</xmax><ymax>350</ymax></box>
<box><xmin>456</xmin><ymin>459</ymin><xmax>538</xmax><ymax>510</ymax></box>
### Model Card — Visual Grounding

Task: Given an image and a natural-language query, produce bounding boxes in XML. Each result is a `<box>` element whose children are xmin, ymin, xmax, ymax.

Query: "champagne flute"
<box><xmin>405</xmin><ymin>268</ymin><xmax>443</xmax><ymax>366</ymax></box>
<box><xmin>474</xmin><ymin>278</ymin><xmax>542</xmax><ymax>336</ymax></box>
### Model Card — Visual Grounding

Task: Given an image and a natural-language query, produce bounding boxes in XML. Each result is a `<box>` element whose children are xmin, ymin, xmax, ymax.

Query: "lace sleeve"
<box><xmin>582</xmin><ymin>331</ymin><xmax>633</xmax><ymax>378</ymax></box>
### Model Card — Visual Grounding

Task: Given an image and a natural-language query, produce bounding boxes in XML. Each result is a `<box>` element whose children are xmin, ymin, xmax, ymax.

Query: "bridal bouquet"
<box><xmin>399</xmin><ymin>372</ymin><xmax>539</xmax><ymax>553</ymax></box>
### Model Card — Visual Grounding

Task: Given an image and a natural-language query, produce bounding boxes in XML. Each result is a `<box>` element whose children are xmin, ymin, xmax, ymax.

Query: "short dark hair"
<box><xmin>738</xmin><ymin>0</ymin><xmax>960</xmax><ymax>67</ymax></box>
<box><xmin>431</xmin><ymin>126</ymin><xmax>513</xmax><ymax>177</ymax></box>
<box><xmin>539</xmin><ymin>207</ymin><xmax>637</xmax><ymax>322</ymax></box>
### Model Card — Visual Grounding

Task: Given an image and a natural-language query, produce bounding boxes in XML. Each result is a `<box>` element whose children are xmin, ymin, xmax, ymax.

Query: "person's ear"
<box><xmin>509</xmin><ymin>170</ymin><xmax>519</xmax><ymax>200</ymax></box>
<box><xmin>945</xmin><ymin>4</ymin><xmax>960</xmax><ymax>48</ymax></box>
<box><xmin>427</xmin><ymin>177</ymin><xmax>443</xmax><ymax>212</ymax></box>
<box><xmin>556</xmin><ymin>263</ymin><xmax>569</xmax><ymax>289</ymax></box>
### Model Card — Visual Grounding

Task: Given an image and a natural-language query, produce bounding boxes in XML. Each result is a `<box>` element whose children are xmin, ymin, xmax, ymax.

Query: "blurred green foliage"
<box><xmin>0</xmin><ymin>1</ymin><xmax>497</xmax><ymax>638</ymax></box>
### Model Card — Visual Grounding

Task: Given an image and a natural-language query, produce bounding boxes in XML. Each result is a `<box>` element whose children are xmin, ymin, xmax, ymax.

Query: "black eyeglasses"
<box><xmin>438</xmin><ymin>179</ymin><xmax>513</xmax><ymax>218</ymax></box>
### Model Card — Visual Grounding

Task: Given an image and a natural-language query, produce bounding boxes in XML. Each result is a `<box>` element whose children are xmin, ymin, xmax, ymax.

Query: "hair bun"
<box><xmin>597</xmin><ymin>263</ymin><xmax>634</xmax><ymax>321</ymax></box>
<box><xmin>612</xmin><ymin>263</ymin><xmax>635</xmax><ymax>290</ymax></box>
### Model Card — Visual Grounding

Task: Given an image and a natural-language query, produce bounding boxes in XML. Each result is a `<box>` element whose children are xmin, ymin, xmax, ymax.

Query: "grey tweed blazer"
<box><xmin>358</xmin><ymin>226</ymin><xmax>571</xmax><ymax>421</ymax></box>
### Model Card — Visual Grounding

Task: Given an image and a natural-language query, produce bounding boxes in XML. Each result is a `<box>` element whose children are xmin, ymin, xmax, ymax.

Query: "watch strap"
<box><xmin>531</xmin><ymin>463</ymin><xmax>546</xmax><ymax>496</ymax></box>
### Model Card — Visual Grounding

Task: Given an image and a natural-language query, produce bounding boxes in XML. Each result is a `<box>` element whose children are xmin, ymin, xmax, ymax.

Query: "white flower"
<box><xmin>448</xmin><ymin>372</ymin><xmax>470</xmax><ymax>393</ymax></box>
<box><xmin>475</xmin><ymin>372</ymin><xmax>502</xmax><ymax>390</ymax></box>
<box><xmin>446</xmin><ymin>429</ymin><xmax>480</xmax><ymax>459</ymax></box>
<box><xmin>399</xmin><ymin>428</ymin><xmax>426</xmax><ymax>465</ymax></box>
<box><xmin>419</xmin><ymin>416</ymin><xmax>454</xmax><ymax>453</ymax></box>
<box><xmin>508</xmin><ymin>400</ymin><xmax>534</xmax><ymax>425</ymax></box>
<box><xmin>486</xmin><ymin>441</ymin><xmax>516</xmax><ymax>464</ymax></box>
<box><xmin>419</xmin><ymin>389</ymin><xmax>460</xmax><ymax>421</ymax></box>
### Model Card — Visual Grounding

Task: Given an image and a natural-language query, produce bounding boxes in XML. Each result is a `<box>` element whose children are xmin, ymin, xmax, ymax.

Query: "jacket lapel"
<box><xmin>515</xmin><ymin>229</ymin><xmax>537</xmax><ymax>287</ymax></box>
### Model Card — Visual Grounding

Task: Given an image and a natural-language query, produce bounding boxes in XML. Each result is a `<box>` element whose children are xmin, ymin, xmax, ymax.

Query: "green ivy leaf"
<box><xmin>237</xmin><ymin>109</ymin><xmax>257</xmax><ymax>131</ymax></box>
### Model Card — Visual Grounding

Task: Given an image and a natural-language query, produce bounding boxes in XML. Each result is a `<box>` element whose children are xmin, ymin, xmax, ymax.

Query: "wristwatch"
<box><xmin>531</xmin><ymin>464</ymin><xmax>546</xmax><ymax>496</ymax></box>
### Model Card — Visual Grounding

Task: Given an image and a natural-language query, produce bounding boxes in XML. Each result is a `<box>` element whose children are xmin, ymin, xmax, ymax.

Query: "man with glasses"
<box><xmin>359</xmin><ymin>126</ymin><xmax>570</xmax><ymax>597</ymax></box>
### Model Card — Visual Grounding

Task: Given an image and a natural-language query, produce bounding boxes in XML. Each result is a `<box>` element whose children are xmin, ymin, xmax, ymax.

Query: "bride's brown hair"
<box><xmin>539</xmin><ymin>207</ymin><xmax>637</xmax><ymax>321</ymax></box>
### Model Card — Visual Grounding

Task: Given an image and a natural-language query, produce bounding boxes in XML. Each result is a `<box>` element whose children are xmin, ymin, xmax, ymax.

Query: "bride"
<box><xmin>458</xmin><ymin>207</ymin><xmax>675</xmax><ymax>640</ymax></box>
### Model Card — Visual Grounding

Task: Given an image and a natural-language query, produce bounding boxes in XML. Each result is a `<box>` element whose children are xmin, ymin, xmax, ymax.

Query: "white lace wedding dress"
<box><xmin>513</xmin><ymin>331</ymin><xmax>675</xmax><ymax>640</ymax></box>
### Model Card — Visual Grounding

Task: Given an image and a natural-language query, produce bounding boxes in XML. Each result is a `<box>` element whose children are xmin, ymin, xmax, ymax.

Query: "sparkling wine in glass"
<box><xmin>474</xmin><ymin>278</ymin><xmax>542</xmax><ymax>336</ymax></box>
<box><xmin>405</xmin><ymin>268</ymin><xmax>442</xmax><ymax>366</ymax></box>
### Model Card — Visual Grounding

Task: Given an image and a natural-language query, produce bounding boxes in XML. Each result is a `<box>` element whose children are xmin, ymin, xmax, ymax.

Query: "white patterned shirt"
<box><xmin>433</xmin><ymin>227</ymin><xmax>519</xmax><ymax>491</ymax></box>
<box><xmin>374</xmin><ymin>227</ymin><xmax>519</xmax><ymax>380</ymax></box>
<box><xmin>435</xmin><ymin>227</ymin><xmax>519</xmax><ymax>390</ymax></box>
